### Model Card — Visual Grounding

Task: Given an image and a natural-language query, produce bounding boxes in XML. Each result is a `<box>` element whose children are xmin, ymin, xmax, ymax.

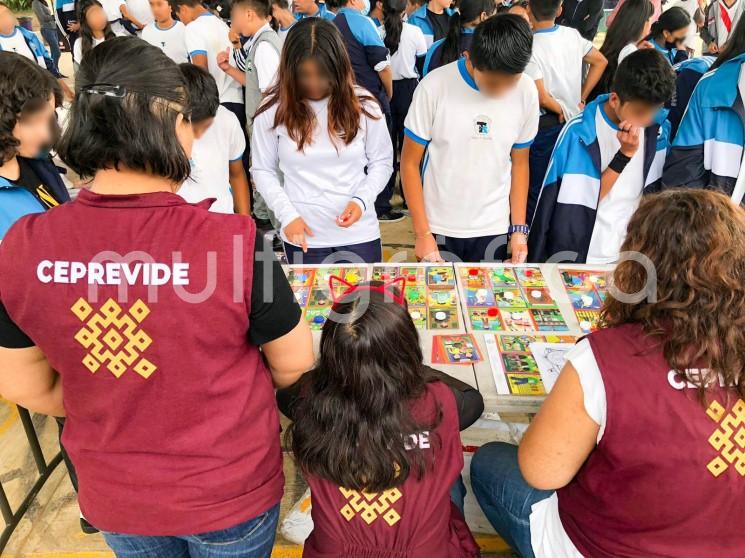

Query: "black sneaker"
<box><xmin>378</xmin><ymin>210</ymin><xmax>406</xmax><ymax>223</ymax></box>
<box><xmin>80</xmin><ymin>517</ymin><xmax>99</xmax><ymax>534</ymax></box>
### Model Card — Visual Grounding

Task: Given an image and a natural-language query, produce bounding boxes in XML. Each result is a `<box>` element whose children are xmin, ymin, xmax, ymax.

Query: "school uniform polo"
<box><xmin>185</xmin><ymin>12</ymin><xmax>243</xmax><ymax>105</ymax></box>
<box><xmin>303</xmin><ymin>381</ymin><xmax>480</xmax><ymax>558</ymax></box>
<box><xmin>333</xmin><ymin>7</ymin><xmax>391</xmax><ymax>114</ymax></box>
<box><xmin>0</xmin><ymin>189</ymin><xmax>302</xmax><ymax>535</ymax></box>
<box><xmin>0</xmin><ymin>25</ymin><xmax>60</xmax><ymax>77</ymax></box>
<box><xmin>141</xmin><ymin>20</ymin><xmax>189</xmax><ymax>63</ymax></box>
<box><xmin>404</xmin><ymin>59</ymin><xmax>539</xmax><ymax>240</ymax></box>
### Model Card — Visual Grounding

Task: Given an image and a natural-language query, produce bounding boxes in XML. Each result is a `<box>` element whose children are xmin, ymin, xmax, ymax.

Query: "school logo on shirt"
<box><xmin>706</xmin><ymin>398</ymin><xmax>745</xmax><ymax>478</ymax></box>
<box><xmin>71</xmin><ymin>297</ymin><xmax>157</xmax><ymax>379</ymax></box>
<box><xmin>339</xmin><ymin>487</ymin><xmax>402</xmax><ymax>526</ymax></box>
<box><xmin>472</xmin><ymin>115</ymin><xmax>493</xmax><ymax>140</ymax></box>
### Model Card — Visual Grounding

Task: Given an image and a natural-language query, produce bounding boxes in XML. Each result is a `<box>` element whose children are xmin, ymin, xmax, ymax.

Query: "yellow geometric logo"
<box><xmin>71</xmin><ymin>297</ymin><xmax>157</xmax><ymax>379</ymax></box>
<box><xmin>339</xmin><ymin>487</ymin><xmax>402</xmax><ymax>527</ymax></box>
<box><xmin>706</xmin><ymin>398</ymin><xmax>745</xmax><ymax>477</ymax></box>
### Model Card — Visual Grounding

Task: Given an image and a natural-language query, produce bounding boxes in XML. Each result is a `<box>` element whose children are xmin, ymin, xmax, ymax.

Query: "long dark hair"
<box><xmin>78</xmin><ymin>0</ymin><xmax>116</xmax><ymax>59</ymax></box>
<box><xmin>649</xmin><ymin>6</ymin><xmax>690</xmax><ymax>42</ymax></box>
<box><xmin>603</xmin><ymin>189</ymin><xmax>745</xmax><ymax>402</ymax></box>
<box><xmin>440</xmin><ymin>0</ymin><xmax>494</xmax><ymax>67</ymax></box>
<box><xmin>597</xmin><ymin>0</ymin><xmax>653</xmax><ymax>93</ymax></box>
<box><xmin>288</xmin><ymin>283</ymin><xmax>442</xmax><ymax>492</ymax></box>
<box><xmin>255</xmin><ymin>18</ymin><xmax>378</xmax><ymax>151</ymax></box>
<box><xmin>711</xmin><ymin>10</ymin><xmax>745</xmax><ymax>69</ymax></box>
<box><xmin>383</xmin><ymin>0</ymin><xmax>406</xmax><ymax>55</ymax></box>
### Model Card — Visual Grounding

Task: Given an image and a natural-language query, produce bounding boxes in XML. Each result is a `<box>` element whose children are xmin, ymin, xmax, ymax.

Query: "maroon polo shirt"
<box><xmin>0</xmin><ymin>189</ymin><xmax>301</xmax><ymax>535</ymax></box>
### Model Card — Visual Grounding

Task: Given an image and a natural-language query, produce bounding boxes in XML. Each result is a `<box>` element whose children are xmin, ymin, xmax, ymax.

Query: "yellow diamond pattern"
<box><xmin>706</xmin><ymin>399</ymin><xmax>745</xmax><ymax>478</ymax></box>
<box><xmin>339</xmin><ymin>487</ymin><xmax>402</xmax><ymax>527</ymax></box>
<box><xmin>71</xmin><ymin>297</ymin><xmax>157</xmax><ymax>379</ymax></box>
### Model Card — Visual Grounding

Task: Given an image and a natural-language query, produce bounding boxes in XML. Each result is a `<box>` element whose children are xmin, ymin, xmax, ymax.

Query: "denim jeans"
<box><xmin>41</xmin><ymin>27</ymin><xmax>61</xmax><ymax>68</ymax></box>
<box><xmin>102</xmin><ymin>504</ymin><xmax>280</xmax><ymax>558</ymax></box>
<box><xmin>470</xmin><ymin>442</ymin><xmax>553</xmax><ymax>558</ymax></box>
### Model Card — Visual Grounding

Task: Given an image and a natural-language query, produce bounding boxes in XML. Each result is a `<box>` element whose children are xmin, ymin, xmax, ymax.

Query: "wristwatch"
<box><xmin>508</xmin><ymin>224</ymin><xmax>530</xmax><ymax>236</ymax></box>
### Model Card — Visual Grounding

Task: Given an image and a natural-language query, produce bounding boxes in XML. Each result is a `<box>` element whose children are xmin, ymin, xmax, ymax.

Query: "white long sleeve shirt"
<box><xmin>251</xmin><ymin>91</ymin><xmax>393</xmax><ymax>248</ymax></box>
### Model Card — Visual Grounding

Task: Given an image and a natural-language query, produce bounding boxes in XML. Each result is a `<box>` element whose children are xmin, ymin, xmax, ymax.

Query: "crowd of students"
<box><xmin>0</xmin><ymin>0</ymin><xmax>744</xmax><ymax>556</ymax></box>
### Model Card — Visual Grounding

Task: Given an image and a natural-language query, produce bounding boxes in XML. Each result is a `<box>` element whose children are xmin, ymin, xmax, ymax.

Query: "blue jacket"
<box><xmin>296</xmin><ymin>3</ymin><xmax>335</xmax><ymax>21</ymax></box>
<box><xmin>528</xmin><ymin>95</ymin><xmax>670</xmax><ymax>263</ymax></box>
<box><xmin>662</xmin><ymin>53</ymin><xmax>745</xmax><ymax>196</ymax></box>
<box><xmin>334</xmin><ymin>7</ymin><xmax>390</xmax><ymax>113</ymax></box>
<box><xmin>0</xmin><ymin>156</ymin><xmax>70</xmax><ymax>240</ymax></box>
<box><xmin>407</xmin><ymin>5</ymin><xmax>454</xmax><ymax>45</ymax></box>
<box><xmin>668</xmin><ymin>55</ymin><xmax>716</xmax><ymax>140</ymax></box>
<box><xmin>0</xmin><ymin>26</ymin><xmax>61</xmax><ymax>78</ymax></box>
<box><xmin>422</xmin><ymin>28</ymin><xmax>473</xmax><ymax>76</ymax></box>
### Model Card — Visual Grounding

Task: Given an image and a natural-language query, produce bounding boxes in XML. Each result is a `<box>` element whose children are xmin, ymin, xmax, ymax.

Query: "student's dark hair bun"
<box><xmin>613</xmin><ymin>48</ymin><xmax>676</xmax><ymax>105</ymax></box>
<box><xmin>58</xmin><ymin>36</ymin><xmax>192</xmax><ymax>183</ymax></box>
<box><xmin>470</xmin><ymin>13</ymin><xmax>532</xmax><ymax>74</ymax></box>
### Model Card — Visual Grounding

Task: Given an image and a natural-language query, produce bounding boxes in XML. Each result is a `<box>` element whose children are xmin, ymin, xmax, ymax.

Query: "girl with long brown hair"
<box><xmin>251</xmin><ymin>17</ymin><xmax>393</xmax><ymax>264</ymax></box>
<box><xmin>471</xmin><ymin>189</ymin><xmax>745</xmax><ymax>558</ymax></box>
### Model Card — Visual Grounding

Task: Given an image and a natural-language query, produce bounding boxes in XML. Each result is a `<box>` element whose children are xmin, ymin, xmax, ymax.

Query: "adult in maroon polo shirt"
<box><xmin>470</xmin><ymin>189</ymin><xmax>745</xmax><ymax>557</ymax></box>
<box><xmin>0</xmin><ymin>37</ymin><xmax>314</xmax><ymax>557</ymax></box>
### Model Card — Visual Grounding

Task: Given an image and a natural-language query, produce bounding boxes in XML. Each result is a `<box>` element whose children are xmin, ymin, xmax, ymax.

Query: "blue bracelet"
<box><xmin>352</xmin><ymin>196</ymin><xmax>366</xmax><ymax>211</ymax></box>
<box><xmin>508</xmin><ymin>224</ymin><xmax>530</xmax><ymax>235</ymax></box>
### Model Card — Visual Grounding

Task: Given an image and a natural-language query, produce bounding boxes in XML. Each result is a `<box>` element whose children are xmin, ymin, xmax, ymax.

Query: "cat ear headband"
<box><xmin>328</xmin><ymin>275</ymin><xmax>407</xmax><ymax>305</ymax></box>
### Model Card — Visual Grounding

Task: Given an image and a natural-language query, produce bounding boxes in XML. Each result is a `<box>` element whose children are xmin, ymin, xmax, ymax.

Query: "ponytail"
<box><xmin>440</xmin><ymin>0</ymin><xmax>495</xmax><ymax>67</ymax></box>
<box><xmin>649</xmin><ymin>6</ymin><xmax>690</xmax><ymax>41</ymax></box>
<box><xmin>383</xmin><ymin>0</ymin><xmax>407</xmax><ymax>54</ymax></box>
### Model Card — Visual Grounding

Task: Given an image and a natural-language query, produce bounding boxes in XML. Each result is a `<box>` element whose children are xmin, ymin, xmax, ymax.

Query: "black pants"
<box><xmin>436</xmin><ymin>233</ymin><xmax>509</xmax><ymax>263</ymax></box>
<box><xmin>375</xmin><ymin>78</ymin><xmax>417</xmax><ymax>216</ymax></box>
<box><xmin>221</xmin><ymin>101</ymin><xmax>252</xmax><ymax>206</ymax></box>
<box><xmin>527</xmin><ymin>122</ymin><xmax>562</xmax><ymax>225</ymax></box>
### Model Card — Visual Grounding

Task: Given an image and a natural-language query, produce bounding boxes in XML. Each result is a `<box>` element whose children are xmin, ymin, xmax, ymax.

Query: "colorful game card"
<box><xmin>576</xmin><ymin>310</ymin><xmax>602</xmax><ymax>333</ymax></box>
<box><xmin>465</xmin><ymin>287</ymin><xmax>495</xmax><ymax>307</ymax></box>
<box><xmin>469</xmin><ymin>308</ymin><xmax>504</xmax><ymax>331</ymax></box>
<box><xmin>493</xmin><ymin>287</ymin><xmax>526</xmax><ymax>307</ymax></box>
<box><xmin>429</xmin><ymin>288</ymin><xmax>457</xmax><ymax>308</ymax></box>
<box><xmin>531</xmin><ymin>309</ymin><xmax>569</xmax><ymax>331</ymax></box>
<box><xmin>371</xmin><ymin>266</ymin><xmax>399</xmax><ymax>282</ymax></box>
<box><xmin>525</xmin><ymin>288</ymin><xmax>555</xmax><ymax>307</ymax></box>
<box><xmin>428</xmin><ymin>308</ymin><xmax>459</xmax><ymax>329</ymax></box>
<box><xmin>432</xmin><ymin>334</ymin><xmax>483</xmax><ymax>364</ymax></box>
<box><xmin>287</xmin><ymin>269</ymin><xmax>315</xmax><ymax>287</ymax></box>
<box><xmin>503</xmin><ymin>353</ymin><xmax>539</xmax><ymax>373</ymax></box>
<box><xmin>561</xmin><ymin>270</ymin><xmax>608</xmax><ymax>290</ymax></box>
<box><xmin>567</xmin><ymin>289</ymin><xmax>603</xmax><ymax>310</ymax></box>
<box><xmin>515</xmin><ymin>267</ymin><xmax>547</xmax><ymax>287</ymax></box>
<box><xmin>490</xmin><ymin>267</ymin><xmax>518</xmax><ymax>287</ymax></box>
<box><xmin>305</xmin><ymin>308</ymin><xmax>330</xmax><ymax>330</ymax></box>
<box><xmin>506</xmin><ymin>373</ymin><xmax>545</xmax><ymax>395</ymax></box>
<box><xmin>408</xmin><ymin>307</ymin><xmax>427</xmax><ymax>329</ymax></box>
<box><xmin>500</xmin><ymin>309</ymin><xmax>535</xmax><ymax>332</ymax></box>
<box><xmin>405</xmin><ymin>286</ymin><xmax>427</xmax><ymax>307</ymax></box>
<box><xmin>309</xmin><ymin>287</ymin><xmax>333</xmax><ymax>308</ymax></box>
<box><xmin>427</xmin><ymin>266</ymin><xmax>455</xmax><ymax>286</ymax></box>
<box><xmin>462</xmin><ymin>267</ymin><xmax>489</xmax><ymax>289</ymax></box>
<box><xmin>293</xmin><ymin>287</ymin><xmax>310</xmax><ymax>307</ymax></box>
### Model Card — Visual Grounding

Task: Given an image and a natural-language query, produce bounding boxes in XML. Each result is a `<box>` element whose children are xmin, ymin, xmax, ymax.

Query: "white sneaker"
<box><xmin>280</xmin><ymin>488</ymin><xmax>314</xmax><ymax>544</ymax></box>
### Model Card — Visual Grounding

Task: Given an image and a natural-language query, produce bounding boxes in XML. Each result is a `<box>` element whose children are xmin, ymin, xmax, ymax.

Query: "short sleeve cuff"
<box><xmin>189</xmin><ymin>50</ymin><xmax>208</xmax><ymax>58</ymax></box>
<box><xmin>404</xmin><ymin>127</ymin><xmax>430</xmax><ymax>146</ymax></box>
<box><xmin>513</xmin><ymin>139</ymin><xmax>534</xmax><ymax>149</ymax></box>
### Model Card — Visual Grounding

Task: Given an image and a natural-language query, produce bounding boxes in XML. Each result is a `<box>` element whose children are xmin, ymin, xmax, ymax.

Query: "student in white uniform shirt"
<box><xmin>380</xmin><ymin>0</ymin><xmax>427</xmax><ymax>209</ymax></box>
<box><xmin>98</xmin><ymin>0</ymin><xmax>128</xmax><ymax>34</ymax></box>
<box><xmin>251</xmin><ymin>19</ymin><xmax>393</xmax><ymax>264</ymax></box>
<box><xmin>524</xmin><ymin>0</ymin><xmax>607</xmax><ymax>223</ymax></box>
<box><xmin>120</xmin><ymin>0</ymin><xmax>154</xmax><ymax>33</ymax></box>
<box><xmin>73</xmin><ymin>0</ymin><xmax>117</xmax><ymax>66</ymax></box>
<box><xmin>170</xmin><ymin>0</ymin><xmax>245</xmax><ymax>129</ymax></box>
<box><xmin>141</xmin><ymin>0</ymin><xmax>188</xmax><ymax>63</ymax></box>
<box><xmin>177</xmin><ymin>64</ymin><xmax>251</xmax><ymax>215</ymax></box>
<box><xmin>401</xmin><ymin>14</ymin><xmax>538</xmax><ymax>264</ymax></box>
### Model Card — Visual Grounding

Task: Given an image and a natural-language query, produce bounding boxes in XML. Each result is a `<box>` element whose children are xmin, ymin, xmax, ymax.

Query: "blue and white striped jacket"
<box><xmin>407</xmin><ymin>5</ymin><xmax>454</xmax><ymax>46</ymax></box>
<box><xmin>0</xmin><ymin>26</ymin><xmax>61</xmax><ymax>78</ymax></box>
<box><xmin>668</xmin><ymin>55</ymin><xmax>716</xmax><ymax>139</ymax></box>
<box><xmin>662</xmin><ymin>53</ymin><xmax>745</xmax><ymax>196</ymax></box>
<box><xmin>528</xmin><ymin>94</ymin><xmax>670</xmax><ymax>263</ymax></box>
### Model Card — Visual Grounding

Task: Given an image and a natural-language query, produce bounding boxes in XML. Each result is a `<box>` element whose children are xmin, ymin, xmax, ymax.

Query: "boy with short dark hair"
<box><xmin>271</xmin><ymin>0</ymin><xmax>295</xmax><ymax>42</ymax></box>
<box><xmin>177</xmin><ymin>63</ymin><xmax>251</xmax><ymax>216</ymax></box>
<box><xmin>524</xmin><ymin>0</ymin><xmax>607</xmax><ymax>223</ymax></box>
<box><xmin>402</xmin><ymin>14</ymin><xmax>538</xmax><ymax>263</ymax></box>
<box><xmin>528</xmin><ymin>49</ymin><xmax>676</xmax><ymax>264</ymax></box>
<box><xmin>293</xmin><ymin>0</ymin><xmax>335</xmax><ymax>20</ymax></box>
